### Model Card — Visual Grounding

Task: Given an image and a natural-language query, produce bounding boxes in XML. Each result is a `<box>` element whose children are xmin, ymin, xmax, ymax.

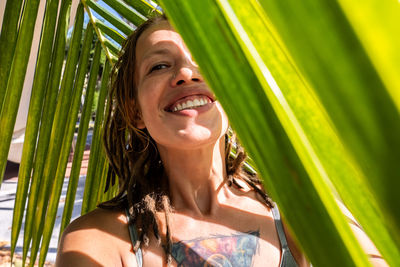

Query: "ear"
<box><xmin>135</xmin><ymin>113</ymin><xmax>146</xmax><ymax>129</ymax></box>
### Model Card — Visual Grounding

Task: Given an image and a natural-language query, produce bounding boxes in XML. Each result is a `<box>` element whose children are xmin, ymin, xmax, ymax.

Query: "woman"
<box><xmin>56</xmin><ymin>15</ymin><xmax>383</xmax><ymax>267</ymax></box>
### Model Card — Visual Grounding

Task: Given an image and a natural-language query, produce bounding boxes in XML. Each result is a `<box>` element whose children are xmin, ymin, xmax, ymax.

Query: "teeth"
<box><xmin>172</xmin><ymin>97</ymin><xmax>210</xmax><ymax>112</ymax></box>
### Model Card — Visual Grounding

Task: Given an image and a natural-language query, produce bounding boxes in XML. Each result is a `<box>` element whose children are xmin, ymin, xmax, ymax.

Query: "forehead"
<box><xmin>136</xmin><ymin>21</ymin><xmax>185</xmax><ymax>61</ymax></box>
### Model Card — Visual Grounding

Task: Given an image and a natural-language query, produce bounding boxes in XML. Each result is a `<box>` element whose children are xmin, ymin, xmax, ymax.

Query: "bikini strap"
<box><xmin>271</xmin><ymin>205</ymin><xmax>289</xmax><ymax>248</ymax></box>
<box><xmin>125</xmin><ymin>208</ymin><xmax>144</xmax><ymax>267</ymax></box>
<box><xmin>272</xmin><ymin>205</ymin><xmax>298</xmax><ymax>267</ymax></box>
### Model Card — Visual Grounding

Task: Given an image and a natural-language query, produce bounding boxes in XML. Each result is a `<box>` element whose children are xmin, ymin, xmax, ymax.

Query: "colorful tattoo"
<box><xmin>171</xmin><ymin>230</ymin><xmax>260</xmax><ymax>267</ymax></box>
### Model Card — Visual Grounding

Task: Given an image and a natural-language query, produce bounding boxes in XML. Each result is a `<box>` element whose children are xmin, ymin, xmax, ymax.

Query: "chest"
<box><xmin>140</xmin><ymin>212</ymin><xmax>282</xmax><ymax>267</ymax></box>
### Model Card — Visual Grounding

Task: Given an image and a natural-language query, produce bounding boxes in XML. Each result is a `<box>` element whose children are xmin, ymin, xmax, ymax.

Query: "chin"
<box><xmin>180</xmin><ymin>130</ymin><xmax>222</xmax><ymax>147</ymax></box>
<box><xmin>154</xmin><ymin>126</ymin><xmax>226</xmax><ymax>151</ymax></box>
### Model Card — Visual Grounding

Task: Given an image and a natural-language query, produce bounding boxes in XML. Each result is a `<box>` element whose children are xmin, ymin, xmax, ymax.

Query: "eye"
<box><xmin>148</xmin><ymin>63</ymin><xmax>169</xmax><ymax>74</ymax></box>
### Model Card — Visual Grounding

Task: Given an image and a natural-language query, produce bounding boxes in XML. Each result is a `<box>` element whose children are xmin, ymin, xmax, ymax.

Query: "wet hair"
<box><xmin>100</xmin><ymin>14</ymin><xmax>273</xmax><ymax>265</ymax></box>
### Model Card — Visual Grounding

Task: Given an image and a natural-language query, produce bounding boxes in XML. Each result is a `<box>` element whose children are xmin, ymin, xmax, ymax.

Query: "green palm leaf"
<box><xmin>226</xmin><ymin>0</ymin><xmax>400</xmax><ymax>264</ymax></box>
<box><xmin>159</xmin><ymin>1</ymin><xmax>368</xmax><ymax>266</ymax></box>
<box><xmin>85</xmin><ymin>0</ymin><xmax>133</xmax><ymax>35</ymax></box>
<box><xmin>0</xmin><ymin>0</ymin><xmax>41</xmax><ymax>183</ymax></box>
<box><xmin>255</xmin><ymin>0</ymin><xmax>400</xmax><ymax>235</ymax></box>
<box><xmin>10</xmin><ymin>0</ymin><xmax>60</xmax><ymax>260</ymax></box>
<box><xmin>0</xmin><ymin>0</ymin><xmax>24</xmax><ymax>112</ymax></box>
<box><xmin>160</xmin><ymin>0</ymin><xmax>400</xmax><ymax>265</ymax></box>
<box><xmin>27</xmin><ymin>4</ymin><xmax>84</xmax><ymax>265</ymax></box>
<box><xmin>20</xmin><ymin>0</ymin><xmax>74</xmax><ymax>263</ymax></box>
<box><xmin>38</xmin><ymin>37</ymin><xmax>103</xmax><ymax>267</ymax></box>
<box><xmin>80</xmin><ymin>60</ymin><xmax>112</xmax><ymax>215</ymax></box>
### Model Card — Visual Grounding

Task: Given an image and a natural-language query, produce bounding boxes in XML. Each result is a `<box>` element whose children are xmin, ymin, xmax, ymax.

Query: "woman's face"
<box><xmin>134</xmin><ymin>21</ymin><xmax>228</xmax><ymax>151</ymax></box>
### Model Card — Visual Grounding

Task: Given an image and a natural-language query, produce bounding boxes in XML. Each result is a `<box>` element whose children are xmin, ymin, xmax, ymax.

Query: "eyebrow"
<box><xmin>141</xmin><ymin>48</ymin><xmax>171</xmax><ymax>62</ymax></box>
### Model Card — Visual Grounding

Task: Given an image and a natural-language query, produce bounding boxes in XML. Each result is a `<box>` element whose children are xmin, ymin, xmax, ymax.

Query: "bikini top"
<box><xmin>125</xmin><ymin>205</ymin><xmax>298</xmax><ymax>267</ymax></box>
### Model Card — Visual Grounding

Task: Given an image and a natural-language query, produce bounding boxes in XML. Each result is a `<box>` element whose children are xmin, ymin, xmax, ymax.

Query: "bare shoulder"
<box><xmin>56</xmin><ymin>208</ymin><xmax>137</xmax><ymax>267</ymax></box>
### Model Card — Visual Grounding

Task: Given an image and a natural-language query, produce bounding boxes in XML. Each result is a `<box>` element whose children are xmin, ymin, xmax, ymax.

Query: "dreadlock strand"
<box><xmin>231</xmin><ymin>177</ymin><xmax>244</xmax><ymax>189</ymax></box>
<box><xmin>161</xmin><ymin>196</ymin><xmax>173</xmax><ymax>267</ymax></box>
<box><xmin>242</xmin><ymin>175</ymin><xmax>273</xmax><ymax>208</ymax></box>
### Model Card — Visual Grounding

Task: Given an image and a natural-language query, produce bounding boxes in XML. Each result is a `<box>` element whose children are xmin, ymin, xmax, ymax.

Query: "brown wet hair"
<box><xmin>100</xmin><ymin>14</ymin><xmax>272</xmax><ymax>265</ymax></box>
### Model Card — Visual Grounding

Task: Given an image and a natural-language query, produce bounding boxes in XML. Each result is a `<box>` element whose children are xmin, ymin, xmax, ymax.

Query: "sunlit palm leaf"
<box><xmin>158</xmin><ymin>1</ymin><xmax>372</xmax><ymax>266</ymax></box>
<box><xmin>58</xmin><ymin>46</ymin><xmax>108</xmax><ymax>238</ymax></box>
<box><xmin>86</xmin><ymin>0</ymin><xmax>133</xmax><ymax>35</ymax></box>
<box><xmin>103</xmin><ymin>0</ymin><xmax>147</xmax><ymax>25</ymax></box>
<box><xmin>95</xmin><ymin>20</ymin><xmax>125</xmax><ymax>45</ymax></box>
<box><xmin>123</xmin><ymin>0</ymin><xmax>161</xmax><ymax>16</ymax></box>
<box><xmin>255</xmin><ymin>0</ymin><xmax>400</xmax><ymax>245</ymax></box>
<box><xmin>40</xmin><ymin>41</ymin><xmax>102</xmax><ymax>267</ymax></box>
<box><xmin>10</xmin><ymin>0</ymin><xmax>60</xmax><ymax>260</ymax></box>
<box><xmin>0</xmin><ymin>0</ymin><xmax>41</xmax><ymax>183</ymax></box>
<box><xmin>37</xmin><ymin>23</ymin><xmax>98</xmax><ymax>266</ymax></box>
<box><xmin>226</xmin><ymin>0</ymin><xmax>400</xmax><ymax>264</ymax></box>
<box><xmin>20</xmin><ymin>0</ymin><xmax>73</xmax><ymax>263</ymax></box>
<box><xmin>104</xmin><ymin>38</ymin><xmax>121</xmax><ymax>55</ymax></box>
<box><xmin>27</xmin><ymin>4</ymin><xmax>84</xmax><ymax>265</ymax></box>
<box><xmin>84</xmin><ymin>60</ymin><xmax>112</xmax><ymax>212</ymax></box>
<box><xmin>0</xmin><ymin>0</ymin><xmax>24</xmax><ymax>112</ymax></box>
<box><xmin>337</xmin><ymin>0</ymin><xmax>400</xmax><ymax>111</ymax></box>
<box><xmin>159</xmin><ymin>1</ymin><xmax>399</xmax><ymax>266</ymax></box>
<box><xmin>78</xmin><ymin>42</ymin><xmax>105</xmax><ymax>215</ymax></box>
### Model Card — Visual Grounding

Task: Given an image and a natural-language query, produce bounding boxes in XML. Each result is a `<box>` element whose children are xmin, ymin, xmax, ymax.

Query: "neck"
<box><xmin>158</xmin><ymin>136</ymin><xmax>228</xmax><ymax>216</ymax></box>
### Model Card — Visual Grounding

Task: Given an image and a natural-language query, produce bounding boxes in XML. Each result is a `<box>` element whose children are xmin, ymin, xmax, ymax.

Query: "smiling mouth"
<box><xmin>167</xmin><ymin>95</ymin><xmax>213</xmax><ymax>112</ymax></box>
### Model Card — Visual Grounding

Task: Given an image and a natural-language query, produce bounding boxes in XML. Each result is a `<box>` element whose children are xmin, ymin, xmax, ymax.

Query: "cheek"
<box><xmin>138</xmin><ymin>83</ymin><xmax>159</xmax><ymax>112</ymax></box>
<box><xmin>138</xmin><ymin>78</ymin><xmax>164</xmax><ymax>104</ymax></box>
<box><xmin>137</xmin><ymin>87</ymin><xmax>162</xmax><ymax>129</ymax></box>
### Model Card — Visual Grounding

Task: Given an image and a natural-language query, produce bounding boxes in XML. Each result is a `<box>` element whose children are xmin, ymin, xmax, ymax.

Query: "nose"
<box><xmin>171</xmin><ymin>62</ymin><xmax>203</xmax><ymax>86</ymax></box>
